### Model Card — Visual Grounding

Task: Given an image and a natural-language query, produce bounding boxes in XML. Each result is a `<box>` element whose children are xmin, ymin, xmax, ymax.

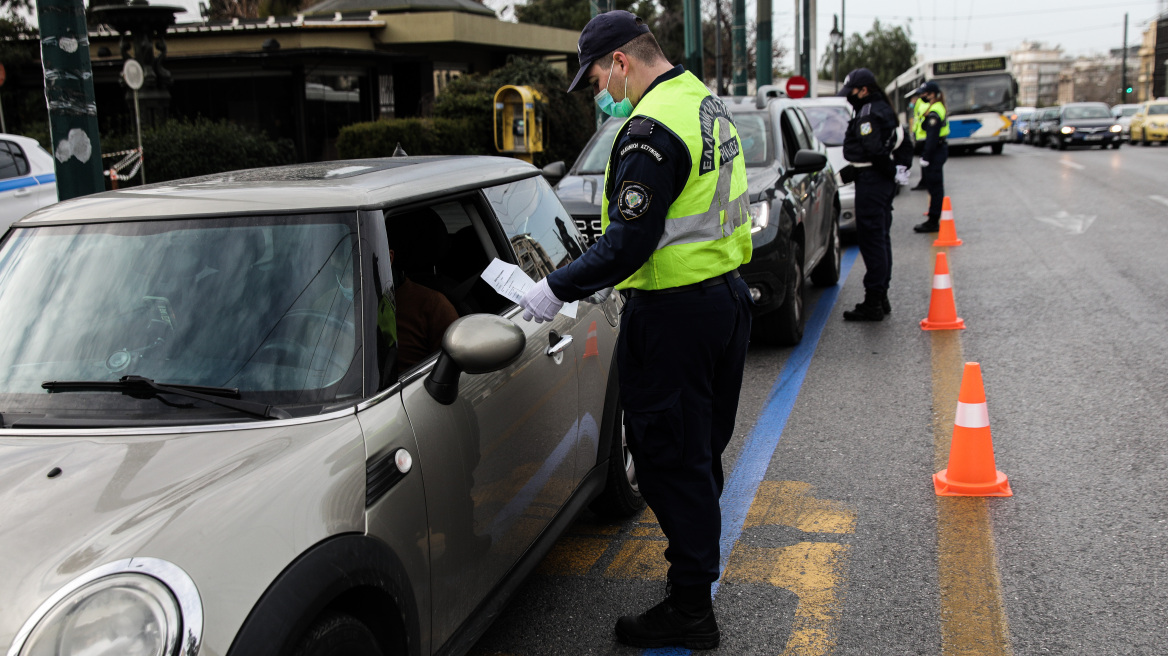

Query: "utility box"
<box><xmin>494</xmin><ymin>85</ymin><xmax>545</xmax><ymax>163</ymax></box>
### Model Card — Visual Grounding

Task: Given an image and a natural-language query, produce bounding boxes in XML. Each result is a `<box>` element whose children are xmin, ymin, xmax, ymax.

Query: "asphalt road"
<box><xmin>470</xmin><ymin>142</ymin><xmax>1168</xmax><ymax>655</ymax></box>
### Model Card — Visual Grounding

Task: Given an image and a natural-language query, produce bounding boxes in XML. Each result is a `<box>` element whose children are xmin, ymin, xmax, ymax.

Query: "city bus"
<box><xmin>885</xmin><ymin>54</ymin><xmax>1018</xmax><ymax>154</ymax></box>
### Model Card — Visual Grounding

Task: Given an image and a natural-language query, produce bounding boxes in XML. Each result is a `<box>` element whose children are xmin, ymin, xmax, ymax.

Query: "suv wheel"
<box><xmin>762</xmin><ymin>239</ymin><xmax>805</xmax><ymax>346</ymax></box>
<box><xmin>589</xmin><ymin>398</ymin><xmax>645</xmax><ymax>518</ymax></box>
<box><xmin>810</xmin><ymin>207</ymin><xmax>841</xmax><ymax>287</ymax></box>
<box><xmin>991</xmin><ymin>143</ymin><xmax>1004</xmax><ymax>155</ymax></box>
<box><xmin>293</xmin><ymin>613</ymin><xmax>384</xmax><ymax>656</ymax></box>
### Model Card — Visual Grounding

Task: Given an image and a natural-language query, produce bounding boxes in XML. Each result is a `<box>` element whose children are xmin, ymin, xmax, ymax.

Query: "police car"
<box><xmin>0</xmin><ymin>134</ymin><xmax>57</xmax><ymax>232</ymax></box>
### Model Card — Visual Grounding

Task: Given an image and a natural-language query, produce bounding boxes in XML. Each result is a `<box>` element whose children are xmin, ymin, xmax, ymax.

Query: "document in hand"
<box><xmin>480</xmin><ymin>258</ymin><xmax>578</xmax><ymax>319</ymax></box>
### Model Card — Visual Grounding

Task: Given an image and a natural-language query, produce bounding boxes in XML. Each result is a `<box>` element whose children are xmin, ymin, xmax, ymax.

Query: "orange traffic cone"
<box><xmin>932</xmin><ymin>197</ymin><xmax>963</xmax><ymax>247</ymax></box>
<box><xmin>920</xmin><ymin>252</ymin><xmax>965</xmax><ymax>331</ymax></box>
<box><xmin>583</xmin><ymin>320</ymin><xmax>599</xmax><ymax>359</ymax></box>
<box><xmin>934</xmin><ymin>362</ymin><xmax>1012</xmax><ymax>496</ymax></box>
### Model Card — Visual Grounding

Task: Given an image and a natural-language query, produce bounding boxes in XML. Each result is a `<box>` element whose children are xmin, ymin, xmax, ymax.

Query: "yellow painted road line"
<box><xmin>931</xmin><ymin>329</ymin><xmax>1013</xmax><ymax>656</ymax></box>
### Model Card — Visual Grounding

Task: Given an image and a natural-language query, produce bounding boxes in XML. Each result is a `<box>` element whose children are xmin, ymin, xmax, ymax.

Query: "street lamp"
<box><xmin>830</xmin><ymin>16</ymin><xmax>843</xmax><ymax>93</ymax></box>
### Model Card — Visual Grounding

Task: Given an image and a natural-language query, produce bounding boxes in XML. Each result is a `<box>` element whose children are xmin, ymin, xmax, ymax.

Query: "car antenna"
<box><xmin>392</xmin><ymin>142</ymin><xmax>408</xmax><ymax>157</ymax></box>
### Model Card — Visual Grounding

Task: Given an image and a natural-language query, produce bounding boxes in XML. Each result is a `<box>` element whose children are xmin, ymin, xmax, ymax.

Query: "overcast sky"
<box><xmin>162</xmin><ymin>0</ymin><xmax>1167</xmax><ymax>68</ymax></box>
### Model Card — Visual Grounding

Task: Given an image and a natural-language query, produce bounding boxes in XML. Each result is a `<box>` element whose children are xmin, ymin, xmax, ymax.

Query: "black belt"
<box><xmin>626</xmin><ymin>270</ymin><xmax>740</xmax><ymax>298</ymax></box>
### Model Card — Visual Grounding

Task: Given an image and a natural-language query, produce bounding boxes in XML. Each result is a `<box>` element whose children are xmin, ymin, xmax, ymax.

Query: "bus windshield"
<box><xmin>934</xmin><ymin>73</ymin><xmax>1014</xmax><ymax>115</ymax></box>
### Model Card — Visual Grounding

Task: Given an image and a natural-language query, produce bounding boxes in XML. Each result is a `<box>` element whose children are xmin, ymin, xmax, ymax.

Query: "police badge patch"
<box><xmin>860</xmin><ymin>122</ymin><xmax>873</xmax><ymax>136</ymax></box>
<box><xmin>617</xmin><ymin>181</ymin><xmax>652</xmax><ymax>220</ymax></box>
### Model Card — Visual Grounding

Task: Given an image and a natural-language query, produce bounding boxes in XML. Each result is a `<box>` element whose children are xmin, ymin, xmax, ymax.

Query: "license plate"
<box><xmin>1085</xmin><ymin>135</ymin><xmax>1103</xmax><ymax>141</ymax></box>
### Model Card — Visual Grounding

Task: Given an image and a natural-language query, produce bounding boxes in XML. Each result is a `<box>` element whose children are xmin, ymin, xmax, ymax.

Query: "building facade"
<box><xmin>1011</xmin><ymin>42</ymin><xmax>1067</xmax><ymax>108</ymax></box>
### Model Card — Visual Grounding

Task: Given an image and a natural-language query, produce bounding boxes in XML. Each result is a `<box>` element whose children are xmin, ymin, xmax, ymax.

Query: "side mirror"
<box><xmin>425</xmin><ymin>314</ymin><xmax>526</xmax><ymax>405</ymax></box>
<box><xmin>541</xmin><ymin>161</ymin><xmax>567</xmax><ymax>185</ymax></box>
<box><xmin>791</xmin><ymin>149</ymin><xmax>828</xmax><ymax>174</ymax></box>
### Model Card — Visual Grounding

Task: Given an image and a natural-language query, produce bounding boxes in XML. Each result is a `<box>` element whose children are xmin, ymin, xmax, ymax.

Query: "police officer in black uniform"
<box><xmin>839</xmin><ymin>68</ymin><xmax>898</xmax><ymax>321</ymax></box>
<box><xmin>913</xmin><ymin>81</ymin><xmax>949</xmax><ymax>233</ymax></box>
<box><xmin>516</xmin><ymin>11</ymin><xmax>752</xmax><ymax>650</ymax></box>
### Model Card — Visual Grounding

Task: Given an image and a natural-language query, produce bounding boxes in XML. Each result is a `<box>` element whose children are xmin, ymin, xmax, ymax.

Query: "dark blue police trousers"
<box><xmin>617</xmin><ymin>276</ymin><xmax>752</xmax><ymax>587</ymax></box>
<box><xmin>855</xmin><ymin>169</ymin><xmax>896</xmax><ymax>292</ymax></box>
<box><xmin>923</xmin><ymin>142</ymin><xmax>949</xmax><ymax>221</ymax></box>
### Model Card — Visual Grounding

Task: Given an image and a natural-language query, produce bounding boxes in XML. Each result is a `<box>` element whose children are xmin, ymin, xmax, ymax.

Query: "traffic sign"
<box><xmin>122</xmin><ymin>59</ymin><xmax>144</xmax><ymax>91</ymax></box>
<box><xmin>0</xmin><ymin>63</ymin><xmax>6</xmax><ymax>88</ymax></box>
<box><xmin>786</xmin><ymin>75</ymin><xmax>809</xmax><ymax>99</ymax></box>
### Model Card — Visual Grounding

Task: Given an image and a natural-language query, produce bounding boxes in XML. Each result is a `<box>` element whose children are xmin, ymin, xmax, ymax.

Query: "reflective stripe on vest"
<box><xmin>914</xmin><ymin>101</ymin><xmax>950</xmax><ymax>140</ymax></box>
<box><xmin>600</xmin><ymin>71</ymin><xmax>752</xmax><ymax>291</ymax></box>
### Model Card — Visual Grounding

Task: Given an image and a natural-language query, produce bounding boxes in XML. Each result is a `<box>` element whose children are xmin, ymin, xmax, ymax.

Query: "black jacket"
<box><xmin>843</xmin><ymin>97</ymin><xmax>898</xmax><ymax>179</ymax></box>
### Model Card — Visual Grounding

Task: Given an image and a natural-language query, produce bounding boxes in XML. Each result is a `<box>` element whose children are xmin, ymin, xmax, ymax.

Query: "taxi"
<box><xmin>1129</xmin><ymin>100</ymin><xmax>1168</xmax><ymax>145</ymax></box>
<box><xmin>0</xmin><ymin>134</ymin><xmax>57</xmax><ymax>232</ymax></box>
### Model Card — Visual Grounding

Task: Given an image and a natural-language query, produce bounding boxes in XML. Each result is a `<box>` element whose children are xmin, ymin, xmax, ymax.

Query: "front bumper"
<box><xmin>1064</xmin><ymin>131</ymin><xmax>1120</xmax><ymax>145</ymax></box>
<box><xmin>740</xmin><ymin>229</ymin><xmax>790</xmax><ymax>317</ymax></box>
<box><xmin>1144</xmin><ymin>126</ymin><xmax>1168</xmax><ymax>141</ymax></box>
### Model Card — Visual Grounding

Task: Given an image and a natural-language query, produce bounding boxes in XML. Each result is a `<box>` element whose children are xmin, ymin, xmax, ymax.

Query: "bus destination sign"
<box><xmin>933</xmin><ymin>57</ymin><xmax>1007</xmax><ymax>76</ymax></box>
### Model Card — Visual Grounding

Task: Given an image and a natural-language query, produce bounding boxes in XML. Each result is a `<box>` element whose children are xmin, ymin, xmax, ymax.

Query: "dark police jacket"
<box><xmin>920</xmin><ymin>106</ymin><xmax>948</xmax><ymax>165</ymax></box>
<box><xmin>842</xmin><ymin>97</ymin><xmax>898</xmax><ymax>180</ymax></box>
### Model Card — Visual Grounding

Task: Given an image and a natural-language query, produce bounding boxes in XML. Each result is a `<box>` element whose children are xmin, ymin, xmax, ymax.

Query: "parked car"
<box><xmin>1129</xmin><ymin>100</ymin><xmax>1168</xmax><ymax>145</ymax></box>
<box><xmin>0</xmin><ymin>134</ymin><xmax>57</xmax><ymax>233</ymax></box>
<box><xmin>1011</xmin><ymin>106</ymin><xmax>1036</xmax><ymax>143</ymax></box>
<box><xmin>0</xmin><ymin>156</ymin><xmax>641</xmax><ymax>656</ymax></box>
<box><xmin>792</xmin><ymin>95</ymin><xmax>857</xmax><ymax>233</ymax></box>
<box><xmin>1111</xmin><ymin>103</ymin><xmax>1141</xmax><ymax>138</ymax></box>
<box><xmin>552</xmin><ymin>91</ymin><xmax>839</xmax><ymax>346</ymax></box>
<box><xmin>1049</xmin><ymin>102</ymin><xmax>1123</xmax><ymax>150</ymax></box>
<box><xmin>1030</xmin><ymin>106</ymin><xmax>1061</xmax><ymax>146</ymax></box>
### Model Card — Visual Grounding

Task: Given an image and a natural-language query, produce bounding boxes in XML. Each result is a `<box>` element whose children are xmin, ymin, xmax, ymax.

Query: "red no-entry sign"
<box><xmin>786</xmin><ymin>75</ymin><xmax>809</xmax><ymax>99</ymax></box>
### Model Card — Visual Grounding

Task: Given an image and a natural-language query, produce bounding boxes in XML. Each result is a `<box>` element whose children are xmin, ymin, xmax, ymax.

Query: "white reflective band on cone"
<box><xmin>955</xmin><ymin>401</ymin><xmax>990</xmax><ymax>428</ymax></box>
<box><xmin>941</xmin><ymin>210</ymin><xmax>953</xmax><ymax>220</ymax></box>
<box><xmin>933</xmin><ymin>274</ymin><xmax>952</xmax><ymax>289</ymax></box>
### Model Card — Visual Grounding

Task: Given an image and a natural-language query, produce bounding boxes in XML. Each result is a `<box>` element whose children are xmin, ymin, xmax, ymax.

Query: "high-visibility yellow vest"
<box><xmin>600</xmin><ymin>71</ymin><xmax>752</xmax><ymax>291</ymax></box>
<box><xmin>912</xmin><ymin>100</ymin><xmax>928</xmax><ymax>135</ymax></box>
<box><xmin>914</xmin><ymin>101</ymin><xmax>950</xmax><ymax>140</ymax></box>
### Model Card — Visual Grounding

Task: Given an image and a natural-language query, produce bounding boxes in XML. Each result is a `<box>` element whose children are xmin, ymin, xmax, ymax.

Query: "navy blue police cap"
<box><xmin>838</xmin><ymin>68</ymin><xmax>878</xmax><ymax>96</ymax></box>
<box><xmin>915</xmin><ymin>80</ymin><xmax>942</xmax><ymax>95</ymax></box>
<box><xmin>567</xmin><ymin>11</ymin><xmax>651</xmax><ymax>93</ymax></box>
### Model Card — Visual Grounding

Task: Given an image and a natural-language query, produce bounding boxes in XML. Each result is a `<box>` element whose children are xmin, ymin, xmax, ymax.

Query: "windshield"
<box><xmin>0</xmin><ymin>214</ymin><xmax>361</xmax><ymax>420</ymax></box>
<box><xmin>1063</xmin><ymin>105</ymin><xmax>1110</xmax><ymax>120</ymax></box>
<box><xmin>1117</xmin><ymin>106</ymin><xmax>1139</xmax><ymax>117</ymax></box>
<box><xmin>1150</xmin><ymin>105</ymin><xmax>1168</xmax><ymax>116</ymax></box>
<box><xmin>802</xmin><ymin>105</ymin><xmax>851</xmax><ymax>146</ymax></box>
<box><xmin>576</xmin><ymin>119</ymin><xmax>625</xmax><ymax>174</ymax></box>
<box><xmin>934</xmin><ymin>73</ymin><xmax>1014</xmax><ymax>115</ymax></box>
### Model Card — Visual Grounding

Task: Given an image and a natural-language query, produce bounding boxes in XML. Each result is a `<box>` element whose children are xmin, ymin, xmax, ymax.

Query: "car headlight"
<box><xmin>1109</xmin><ymin>124</ymin><xmax>1122</xmax><ymax>133</ymax></box>
<box><xmin>10</xmin><ymin>558</ymin><xmax>202</xmax><ymax>656</ymax></box>
<box><xmin>1060</xmin><ymin>126</ymin><xmax>1075</xmax><ymax>134</ymax></box>
<box><xmin>749</xmin><ymin>201</ymin><xmax>770</xmax><ymax>234</ymax></box>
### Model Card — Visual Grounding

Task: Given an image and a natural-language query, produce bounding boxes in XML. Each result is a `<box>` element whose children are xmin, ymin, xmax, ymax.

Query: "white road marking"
<box><xmin>1150</xmin><ymin>195</ymin><xmax>1168</xmax><ymax>208</ymax></box>
<box><xmin>1059</xmin><ymin>159</ymin><xmax>1085</xmax><ymax>170</ymax></box>
<box><xmin>1034</xmin><ymin>210</ymin><xmax>1097</xmax><ymax>234</ymax></box>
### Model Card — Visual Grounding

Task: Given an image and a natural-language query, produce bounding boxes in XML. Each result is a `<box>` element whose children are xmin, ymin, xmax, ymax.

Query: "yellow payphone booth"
<box><xmin>494</xmin><ymin>85</ymin><xmax>545</xmax><ymax>163</ymax></box>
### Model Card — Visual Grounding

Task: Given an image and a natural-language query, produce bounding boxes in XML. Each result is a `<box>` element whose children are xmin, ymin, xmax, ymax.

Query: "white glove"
<box><xmin>894</xmin><ymin>165</ymin><xmax>910</xmax><ymax>186</ymax></box>
<box><xmin>519</xmin><ymin>277</ymin><xmax>564</xmax><ymax>323</ymax></box>
<box><xmin>920</xmin><ymin>159</ymin><xmax>930</xmax><ymax>168</ymax></box>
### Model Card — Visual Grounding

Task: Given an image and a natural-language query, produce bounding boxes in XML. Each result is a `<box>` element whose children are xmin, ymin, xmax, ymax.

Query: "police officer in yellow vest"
<box><xmin>912</xmin><ymin>81</ymin><xmax>950</xmax><ymax>232</ymax></box>
<box><xmin>517</xmin><ymin>11</ymin><xmax>752</xmax><ymax>650</ymax></box>
<box><xmin>908</xmin><ymin>88</ymin><xmax>929</xmax><ymax>190</ymax></box>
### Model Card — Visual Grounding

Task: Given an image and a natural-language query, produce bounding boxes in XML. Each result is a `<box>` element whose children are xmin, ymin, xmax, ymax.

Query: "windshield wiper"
<box><xmin>41</xmin><ymin>375</ymin><xmax>291</xmax><ymax>420</ymax></box>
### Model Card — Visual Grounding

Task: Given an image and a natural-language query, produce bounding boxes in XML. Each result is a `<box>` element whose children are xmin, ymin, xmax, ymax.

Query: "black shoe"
<box><xmin>615</xmin><ymin>597</ymin><xmax>720</xmax><ymax>649</ymax></box>
<box><xmin>914</xmin><ymin>220</ymin><xmax>940</xmax><ymax>233</ymax></box>
<box><xmin>843</xmin><ymin>291</ymin><xmax>886</xmax><ymax>322</ymax></box>
<box><xmin>882</xmin><ymin>295</ymin><xmax>892</xmax><ymax>315</ymax></box>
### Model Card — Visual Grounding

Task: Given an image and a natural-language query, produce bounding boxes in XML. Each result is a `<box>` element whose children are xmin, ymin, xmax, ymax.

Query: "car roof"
<box><xmin>0</xmin><ymin>133</ymin><xmax>47</xmax><ymax>150</ymax></box>
<box><xmin>790</xmin><ymin>96</ymin><xmax>849</xmax><ymax>107</ymax></box>
<box><xmin>15</xmin><ymin>156</ymin><xmax>539</xmax><ymax>226</ymax></box>
<box><xmin>719</xmin><ymin>95</ymin><xmax>800</xmax><ymax>113</ymax></box>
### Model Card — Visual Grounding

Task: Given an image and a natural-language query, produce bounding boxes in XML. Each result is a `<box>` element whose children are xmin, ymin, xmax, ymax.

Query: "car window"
<box><xmin>484</xmin><ymin>176</ymin><xmax>586</xmax><ymax>283</ymax></box>
<box><xmin>0</xmin><ymin>214</ymin><xmax>364</xmax><ymax>414</ymax></box>
<box><xmin>781</xmin><ymin>109</ymin><xmax>812</xmax><ymax>166</ymax></box>
<box><xmin>0</xmin><ymin>141</ymin><xmax>30</xmax><ymax>180</ymax></box>
<box><xmin>733</xmin><ymin>113</ymin><xmax>770</xmax><ymax>165</ymax></box>
<box><xmin>1063</xmin><ymin>105</ymin><xmax>1110</xmax><ymax>120</ymax></box>
<box><xmin>802</xmin><ymin>105</ymin><xmax>851</xmax><ymax>146</ymax></box>
<box><xmin>576</xmin><ymin>119</ymin><xmax>625</xmax><ymax>174</ymax></box>
<box><xmin>1150</xmin><ymin>105</ymin><xmax>1168</xmax><ymax>116</ymax></box>
<box><xmin>795</xmin><ymin>110</ymin><xmax>820</xmax><ymax>150</ymax></box>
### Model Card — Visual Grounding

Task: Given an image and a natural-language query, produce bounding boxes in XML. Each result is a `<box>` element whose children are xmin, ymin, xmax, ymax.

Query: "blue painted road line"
<box><xmin>643</xmin><ymin>246</ymin><xmax>858</xmax><ymax>656</ymax></box>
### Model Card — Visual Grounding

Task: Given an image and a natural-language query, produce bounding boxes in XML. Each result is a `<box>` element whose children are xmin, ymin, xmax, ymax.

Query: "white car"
<box><xmin>0</xmin><ymin>134</ymin><xmax>57</xmax><ymax>233</ymax></box>
<box><xmin>1111</xmin><ymin>103</ymin><xmax>1141</xmax><ymax>138</ymax></box>
<box><xmin>791</xmin><ymin>97</ymin><xmax>856</xmax><ymax>232</ymax></box>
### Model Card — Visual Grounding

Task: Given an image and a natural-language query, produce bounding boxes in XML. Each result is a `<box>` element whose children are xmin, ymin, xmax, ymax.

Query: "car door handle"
<box><xmin>546</xmin><ymin>333</ymin><xmax>573</xmax><ymax>356</ymax></box>
<box><xmin>13</xmin><ymin>188</ymin><xmax>31</xmax><ymax>197</ymax></box>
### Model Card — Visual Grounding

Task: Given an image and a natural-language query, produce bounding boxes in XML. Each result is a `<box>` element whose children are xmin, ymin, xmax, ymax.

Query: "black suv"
<box><xmin>1049</xmin><ymin>102</ymin><xmax>1123</xmax><ymax>150</ymax></box>
<box><xmin>550</xmin><ymin>91</ymin><xmax>840</xmax><ymax>346</ymax></box>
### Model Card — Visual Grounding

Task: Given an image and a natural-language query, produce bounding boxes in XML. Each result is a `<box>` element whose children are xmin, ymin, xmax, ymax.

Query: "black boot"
<box><xmin>914</xmin><ymin>220</ymin><xmax>940</xmax><ymax>233</ymax></box>
<box><xmin>881</xmin><ymin>292</ymin><xmax>892</xmax><ymax>315</ymax></box>
<box><xmin>843</xmin><ymin>290</ymin><xmax>886</xmax><ymax>321</ymax></box>
<box><xmin>615</xmin><ymin>584</ymin><xmax>719</xmax><ymax>649</ymax></box>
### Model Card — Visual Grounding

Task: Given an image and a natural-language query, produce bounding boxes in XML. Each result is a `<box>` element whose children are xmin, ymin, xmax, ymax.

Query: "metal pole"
<box><xmin>684</xmin><ymin>0</ymin><xmax>704</xmax><ymax>81</ymax></box>
<box><xmin>590</xmin><ymin>0</ymin><xmax>603</xmax><ymax>129</ymax></box>
<box><xmin>1122</xmin><ymin>13</ymin><xmax>1128</xmax><ymax>103</ymax></box>
<box><xmin>0</xmin><ymin>91</ymin><xmax>6</xmax><ymax>134</ymax></box>
<box><xmin>134</xmin><ymin>89</ymin><xmax>145</xmax><ymax>185</ymax></box>
<box><xmin>715</xmin><ymin>0</ymin><xmax>723</xmax><ymax>95</ymax></box>
<box><xmin>732</xmin><ymin>0</ymin><xmax>747</xmax><ymax>94</ymax></box>
<box><xmin>841</xmin><ymin>0</ymin><xmax>845</xmax><ymax>47</ymax></box>
<box><xmin>800</xmin><ymin>0</ymin><xmax>811</xmax><ymax>78</ymax></box>
<box><xmin>756</xmin><ymin>0</ymin><xmax>773</xmax><ymax>88</ymax></box>
<box><xmin>37</xmin><ymin>0</ymin><xmax>105</xmax><ymax>200</ymax></box>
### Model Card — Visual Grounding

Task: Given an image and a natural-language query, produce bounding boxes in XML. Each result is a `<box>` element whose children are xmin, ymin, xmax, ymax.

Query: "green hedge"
<box><xmin>101</xmin><ymin>118</ymin><xmax>296</xmax><ymax>187</ymax></box>
<box><xmin>335</xmin><ymin>117</ymin><xmax>485</xmax><ymax>159</ymax></box>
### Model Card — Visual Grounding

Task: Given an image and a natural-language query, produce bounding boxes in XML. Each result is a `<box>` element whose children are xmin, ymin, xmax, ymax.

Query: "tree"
<box><xmin>1</xmin><ymin>0</ymin><xmax>38</xmax><ymax>63</ymax></box>
<box><xmin>515</xmin><ymin>0</ymin><xmax>636</xmax><ymax>31</ymax></box>
<box><xmin>819</xmin><ymin>19</ymin><xmax>916</xmax><ymax>90</ymax></box>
